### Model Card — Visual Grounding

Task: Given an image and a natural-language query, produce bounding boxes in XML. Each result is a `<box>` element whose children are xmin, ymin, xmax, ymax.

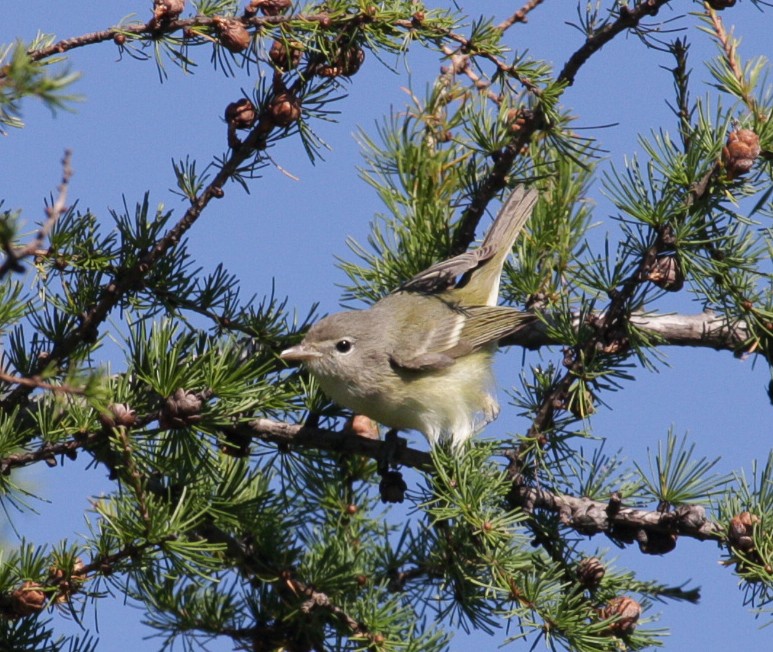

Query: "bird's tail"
<box><xmin>463</xmin><ymin>185</ymin><xmax>539</xmax><ymax>305</ymax></box>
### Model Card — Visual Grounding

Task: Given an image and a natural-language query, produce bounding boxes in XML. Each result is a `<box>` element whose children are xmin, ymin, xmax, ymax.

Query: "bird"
<box><xmin>280</xmin><ymin>186</ymin><xmax>538</xmax><ymax>448</ymax></box>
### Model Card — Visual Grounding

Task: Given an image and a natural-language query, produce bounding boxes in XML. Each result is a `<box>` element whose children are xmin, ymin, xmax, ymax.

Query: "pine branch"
<box><xmin>0</xmin><ymin>411</ymin><xmax>157</xmax><ymax>475</ymax></box>
<box><xmin>245</xmin><ymin>418</ymin><xmax>434</xmax><ymax>472</ymax></box>
<box><xmin>522</xmin><ymin>164</ymin><xmax>724</xmax><ymax>442</ymax></box>
<box><xmin>0</xmin><ymin>100</ymin><xmax>284</xmax><ymax>410</ymax></box>
<box><xmin>16</xmin><ymin>13</ymin><xmax>372</xmax><ymax>66</ymax></box>
<box><xmin>243</xmin><ymin>418</ymin><xmax>726</xmax><ymax>548</ymax></box>
<box><xmin>450</xmin><ymin>109</ymin><xmax>543</xmax><ymax>256</ymax></box>
<box><xmin>0</xmin><ymin>432</ymin><xmax>93</xmax><ymax>475</ymax></box>
<box><xmin>0</xmin><ymin>304</ymin><xmax>750</xmax><ymax>475</ymax></box>
<box><xmin>193</xmin><ymin>520</ymin><xmax>372</xmax><ymax>644</ymax></box>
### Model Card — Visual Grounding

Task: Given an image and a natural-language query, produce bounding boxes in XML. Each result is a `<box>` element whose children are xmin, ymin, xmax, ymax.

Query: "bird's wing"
<box><xmin>388</xmin><ymin>303</ymin><xmax>533</xmax><ymax>372</ymax></box>
<box><xmin>457</xmin><ymin>306</ymin><xmax>534</xmax><ymax>349</ymax></box>
<box><xmin>387</xmin><ymin>304</ymin><xmax>471</xmax><ymax>371</ymax></box>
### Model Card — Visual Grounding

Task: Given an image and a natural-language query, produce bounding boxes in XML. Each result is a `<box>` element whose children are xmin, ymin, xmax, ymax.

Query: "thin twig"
<box><xmin>704</xmin><ymin>4</ymin><xmax>760</xmax><ymax>118</ymax></box>
<box><xmin>0</xmin><ymin>368</ymin><xmax>85</xmax><ymax>396</ymax></box>
<box><xmin>558</xmin><ymin>0</ymin><xmax>671</xmax><ymax>87</ymax></box>
<box><xmin>0</xmin><ymin>150</ymin><xmax>72</xmax><ymax>279</ymax></box>
<box><xmin>496</xmin><ymin>0</ymin><xmax>547</xmax><ymax>32</ymax></box>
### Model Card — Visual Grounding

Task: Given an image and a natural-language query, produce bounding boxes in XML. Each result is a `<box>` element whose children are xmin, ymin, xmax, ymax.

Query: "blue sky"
<box><xmin>2</xmin><ymin>2</ymin><xmax>773</xmax><ymax>650</ymax></box>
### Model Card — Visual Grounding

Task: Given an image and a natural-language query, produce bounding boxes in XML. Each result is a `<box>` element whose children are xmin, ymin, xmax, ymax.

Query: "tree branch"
<box><xmin>0</xmin><ymin>410</ymin><xmax>730</xmax><ymax>552</ymax></box>
<box><xmin>0</xmin><ymin>84</ymin><xmax>286</xmax><ymax>410</ymax></box>
<box><xmin>451</xmin><ymin>1</ymin><xmax>673</xmax><ymax>255</ymax></box>
<box><xmin>245</xmin><ymin>418</ymin><xmax>434</xmax><ymax>471</ymax></box>
<box><xmin>0</xmin><ymin>433</ymin><xmax>96</xmax><ymax>476</ymax></box>
<box><xmin>508</xmin><ymin>484</ymin><xmax>723</xmax><ymax>543</ymax></box>
<box><xmin>0</xmin><ymin>308</ymin><xmax>749</xmax><ymax>475</ymax></box>
<box><xmin>558</xmin><ymin>0</ymin><xmax>671</xmax><ymax>87</ymax></box>
<box><xmin>243</xmin><ymin>418</ymin><xmax>727</xmax><ymax>548</ymax></box>
<box><xmin>504</xmin><ymin>309</ymin><xmax>750</xmax><ymax>352</ymax></box>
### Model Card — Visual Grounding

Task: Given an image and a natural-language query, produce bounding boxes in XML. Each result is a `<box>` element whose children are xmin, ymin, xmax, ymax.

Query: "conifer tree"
<box><xmin>1</xmin><ymin>2</ymin><xmax>772</xmax><ymax>650</ymax></box>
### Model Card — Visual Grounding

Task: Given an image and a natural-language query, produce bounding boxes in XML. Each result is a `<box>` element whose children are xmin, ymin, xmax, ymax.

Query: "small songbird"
<box><xmin>281</xmin><ymin>186</ymin><xmax>538</xmax><ymax>448</ymax></box>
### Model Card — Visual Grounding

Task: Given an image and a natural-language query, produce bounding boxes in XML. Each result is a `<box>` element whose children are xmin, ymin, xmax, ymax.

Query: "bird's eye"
<box><xmin>335</xmin><ymin>339</ymin><xmax>353</xmax><ymax>354</ymax></box>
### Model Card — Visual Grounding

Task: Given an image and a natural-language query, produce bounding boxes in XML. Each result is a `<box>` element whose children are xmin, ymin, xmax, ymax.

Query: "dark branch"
<box><xmin>558</xmin><ymin>0</ymin><xmax>671</xmax><ymax>87</ymax></box>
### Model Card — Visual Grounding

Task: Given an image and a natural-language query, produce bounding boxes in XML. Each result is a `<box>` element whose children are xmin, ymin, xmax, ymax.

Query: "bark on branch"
<box><xmin>504</xmin><ymin>310</ymin><xmax>750</xmax><ymax>353</ymax></box>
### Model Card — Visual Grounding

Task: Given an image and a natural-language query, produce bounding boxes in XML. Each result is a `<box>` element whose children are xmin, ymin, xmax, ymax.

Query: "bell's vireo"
<box><xmin>281</xmin><ymin>186</ymin><xmax>538</xmax><ymax>448</ymax></box>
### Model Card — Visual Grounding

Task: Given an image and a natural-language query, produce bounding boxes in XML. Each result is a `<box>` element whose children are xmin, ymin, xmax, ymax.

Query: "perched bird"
<box><xmin>281</xmin><ymin>186</ymin><xmax>538</xmax><ymax>448</ymax></box>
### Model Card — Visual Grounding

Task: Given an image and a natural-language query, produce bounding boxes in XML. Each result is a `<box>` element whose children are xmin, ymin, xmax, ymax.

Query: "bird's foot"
<box><xmin>378</xmin><ymin>429</ymin><xmax>407</xmax><ymax>503</ymax></box>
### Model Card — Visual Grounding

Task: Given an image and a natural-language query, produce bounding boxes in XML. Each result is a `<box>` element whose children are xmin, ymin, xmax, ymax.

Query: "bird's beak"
<box><xmin>280</xmin><ymin>344</ymin><xmax>322</xmax><ymax>363</ymax></box>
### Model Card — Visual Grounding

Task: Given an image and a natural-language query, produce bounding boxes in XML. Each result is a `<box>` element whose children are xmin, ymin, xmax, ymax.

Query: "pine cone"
<box><xmin>10</xmin><ymin>581</ymin><xmax>47</xmax><ymax>617</ymax></box>
<box><xmin>250</xmin><ymin>0</ymin><xmax>292</xmax><ymax>15</ymax></box>
<box><xmin>99</xmin><ymin>403</ymin><xmax>138</xmax><ymax>429</ymax></box>
<box><xmin>268</xmin><ymin>40</ymin><xmax>303</xmax><ymax>71</ymax></box>
<box><xmin>153</xmin><ymin>0</ymin><xmax>185</xmax><ymax>21</ymax></box>
<box><xmin>722</xmin><ymin>128</ymin><xmax>760</xmax><ymax>179</ymax></box>
<box><xmin>647</xmin><ymin>254</ymin><xmax>684</xmax><ymax>291</ymax></box>
<box><xmin>214</xmin><ymin>17</ymin><xmax>251</xmax><ymax>53</ymax></box>
<box><xmin>707</xmin><ymin>0</ymin><xmax>736</xmax><ymax>8</ymax></box>
<box><xmin>159</xmin><ymin>388</ymin><xmax>204</xmax><ymax>428</ymax></box>
<box><xmin>269</xmin><ymin>77</ymin><xmax>301</xmax><ymax>127</ymax></box>
<box><xmin>225</xmin><ymin>98</ymin><xmax>257</xmax><ymax>129</ymax></box>
<box><xmin>379</xmin><ymin>470</ymin><xmax>407</xmax><ymax>504</ymax></box>
<box><xmin>315</xmin><ymin>47</ymin><xmax>365</xmax><ymax>78</ymax></box>
<box><xmin>49</xmin><ymin>559</ymin><xmax>86</xmax><ymax>603</ymax></box>
<box><xmin>599</xmin><ymin>596</ymin><xmax>641</xmax><ymax>636</ymax></box>
<box><xmin>577</xmin><ymin>557</ymin><xmax>605</xmax><ymax>590</ymax></box>
<box><xmin>728</xmin><ymin>511</ymin><xmax>759</xmax><ymax>553</ymax></box>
